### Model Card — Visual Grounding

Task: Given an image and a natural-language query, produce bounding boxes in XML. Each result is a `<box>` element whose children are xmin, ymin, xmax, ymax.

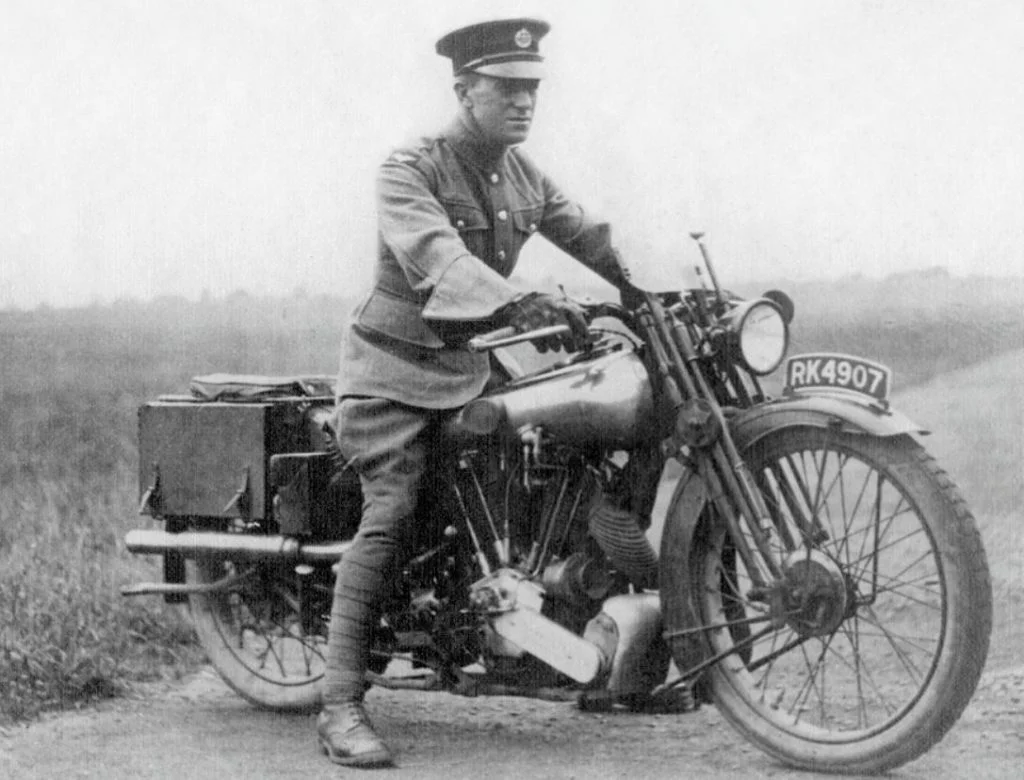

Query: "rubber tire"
<box><xmin>664</xmin><ymin>429</ymin><xmax>992</xmax><ymax>774</ymax></box>
<box><xmin>188</xmin><ymin>557</ymin><xmax>324</xmax><ymax>712</ymax></box>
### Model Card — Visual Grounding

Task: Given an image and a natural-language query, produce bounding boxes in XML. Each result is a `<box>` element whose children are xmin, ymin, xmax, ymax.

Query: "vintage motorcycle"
<box><xmin>123</xmin><ymin>235</ymin><xmax>991</xmax><ymax>774</ymax></box>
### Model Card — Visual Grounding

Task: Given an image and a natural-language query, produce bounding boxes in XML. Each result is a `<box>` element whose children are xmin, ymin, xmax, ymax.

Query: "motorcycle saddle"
<box><xmin>188</xmin><ymin>373</ymin><xmax>336</xmax><ymax>402</ymax></box>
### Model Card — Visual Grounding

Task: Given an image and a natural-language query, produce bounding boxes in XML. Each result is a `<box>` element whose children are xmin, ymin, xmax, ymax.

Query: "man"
<box><xmin>318</xmin><ymin>18</ymin><xmax>631</xmax><ymax>768</ymax></box>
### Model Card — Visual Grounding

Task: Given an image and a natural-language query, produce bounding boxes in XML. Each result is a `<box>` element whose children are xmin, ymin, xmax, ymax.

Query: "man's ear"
<box><xmin>453</xmin><ymin>81</ymin><xmax>472</xmax><ymax>107</ymax></box>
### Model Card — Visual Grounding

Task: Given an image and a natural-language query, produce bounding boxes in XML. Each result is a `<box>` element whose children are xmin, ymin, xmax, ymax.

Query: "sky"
<box><xmin>2</xmin><ymin>0</ymin><xmax>1023</xmax><ymax>308</ymax></box>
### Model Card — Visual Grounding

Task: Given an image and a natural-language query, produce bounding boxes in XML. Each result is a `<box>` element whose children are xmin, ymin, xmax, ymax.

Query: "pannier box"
<box><xmin>138</xmin><ymin>398</ymin><xmax>326</xmax><ymax>520</ymax></box>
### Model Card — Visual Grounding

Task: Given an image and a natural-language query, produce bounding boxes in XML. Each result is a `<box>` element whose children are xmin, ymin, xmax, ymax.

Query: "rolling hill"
<box><xmin>894</xmin><ymin>348</ymin><xmax>1023</xmax><ymax>603</ymax></box>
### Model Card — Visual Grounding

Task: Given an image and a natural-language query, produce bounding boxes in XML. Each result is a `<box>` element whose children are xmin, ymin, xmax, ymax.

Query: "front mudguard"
<box><xmin>658</xmin><ymin>393</ymin><xmax>925</xmax><ymax>681</ymax></box>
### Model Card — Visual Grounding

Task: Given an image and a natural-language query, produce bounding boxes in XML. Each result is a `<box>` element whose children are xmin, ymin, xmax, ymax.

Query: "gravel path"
<box><xmin>3</xmin><ymin>647</ymin><xmax>1022</xmax><ymax>780</ymax></box>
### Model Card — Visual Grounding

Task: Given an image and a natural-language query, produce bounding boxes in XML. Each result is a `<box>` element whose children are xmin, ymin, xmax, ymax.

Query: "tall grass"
<box><xmin>0</xmin><ymin>468</ymin><xmax>198</xmax><ymax>722</ymax></box>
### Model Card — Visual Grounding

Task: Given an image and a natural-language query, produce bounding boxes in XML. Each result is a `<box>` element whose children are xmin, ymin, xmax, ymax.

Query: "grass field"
<box><xmin>0</xmin><ymin>273</ymin><xmax>1021</xmax><ymax>724</ymax></box>
<box><xmin>894</xmin><ymin>349</ymin><xmax>1024</xmax><ymax>604</ymax></box>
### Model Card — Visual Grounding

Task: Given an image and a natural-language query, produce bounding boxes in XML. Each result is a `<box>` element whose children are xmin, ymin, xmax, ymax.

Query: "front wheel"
<box><xmin>668</xmin><ymin>429</ymin><xmax>991</xmax><ymax>774</ymax></box>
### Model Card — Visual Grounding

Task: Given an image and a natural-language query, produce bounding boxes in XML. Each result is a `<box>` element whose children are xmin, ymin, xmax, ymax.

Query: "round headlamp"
<box><xmin>724</xmin><ymin>298</ymin><xmax>790</xmax><ymax>375</ymax></box>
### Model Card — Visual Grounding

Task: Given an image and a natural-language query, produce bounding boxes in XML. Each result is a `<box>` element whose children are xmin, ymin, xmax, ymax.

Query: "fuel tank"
<box><xmin>461</xmin><ymin>346</ymin><xmax>657</xmax><ymax>447</ymax></box>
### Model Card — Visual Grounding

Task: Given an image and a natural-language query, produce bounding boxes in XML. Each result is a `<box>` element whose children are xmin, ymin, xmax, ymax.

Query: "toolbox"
<box><xmin>136</xmin><ymin>374</ymin><xmax>340</xmax><ymax>524</ymax></box>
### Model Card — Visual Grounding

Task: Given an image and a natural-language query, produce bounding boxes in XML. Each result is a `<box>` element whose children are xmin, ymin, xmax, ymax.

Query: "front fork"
<box><xmin>637</xmin><ymin>293</ymin><xmax>785</xmax><ymax>589</ymax></box>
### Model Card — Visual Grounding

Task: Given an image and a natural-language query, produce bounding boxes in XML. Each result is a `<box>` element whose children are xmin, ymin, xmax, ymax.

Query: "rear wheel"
<box><xmin>669</xmin><ymin>429</ymin><xmax>991</xmax><ymax>774</ymax></box>
<box><xmin>188</xmin><ymin>551</ymin><xmax>329</xmax><ymax>712</ymax></box>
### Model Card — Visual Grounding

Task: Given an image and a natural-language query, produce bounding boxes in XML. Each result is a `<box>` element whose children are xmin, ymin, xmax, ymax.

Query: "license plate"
<box><xmin>784</xmin><ymin>353</ymin><xmax>892</xmax><ymax>403</ymax></box>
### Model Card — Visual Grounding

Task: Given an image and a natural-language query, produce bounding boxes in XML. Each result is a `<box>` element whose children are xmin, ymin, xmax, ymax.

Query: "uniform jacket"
<box><xmin>337</xmin><ymin>114</ymin><xmax>623</xmax><ymax>409</ymax></box>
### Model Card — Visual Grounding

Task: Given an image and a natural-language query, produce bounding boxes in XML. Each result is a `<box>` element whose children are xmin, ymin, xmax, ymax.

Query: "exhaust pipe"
<box><xmin>124</xmin><ymin>529</ymin><xmax>351</xmax><ymax>564</ymax></box>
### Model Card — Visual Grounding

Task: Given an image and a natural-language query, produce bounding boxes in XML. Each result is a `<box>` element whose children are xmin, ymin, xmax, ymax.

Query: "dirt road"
<box><xmin>3</xmin><ymin>638</ymin><xmax>1022</xmax><ymax>780</ymax></box>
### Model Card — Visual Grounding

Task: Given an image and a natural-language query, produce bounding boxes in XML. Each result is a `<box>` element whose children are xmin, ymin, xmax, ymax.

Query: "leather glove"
<box><xmin>498</xmin><ymin>293</ymin><xmax>589</xmax><ymax>353</ymax></box>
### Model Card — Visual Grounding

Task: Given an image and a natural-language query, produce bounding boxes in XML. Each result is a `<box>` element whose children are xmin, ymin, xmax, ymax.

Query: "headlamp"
<box><xmin>721</xmin><ymin>298</ymin><xmax>790</xmax><ymax>375</ymax></box>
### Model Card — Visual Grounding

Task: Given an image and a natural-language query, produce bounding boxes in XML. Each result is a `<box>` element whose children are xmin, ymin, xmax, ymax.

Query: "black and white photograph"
<box><xmin>2</xmin><ymin>1</ymin><xmax>1021</xmax><ymax>777</ymax></box>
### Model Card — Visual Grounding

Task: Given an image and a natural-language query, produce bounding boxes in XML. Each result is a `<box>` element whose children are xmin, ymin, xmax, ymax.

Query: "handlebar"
<box><xmin>467</xmin><ymin>324</ymin><xmax>571</xmax><ymax>353</ymax></box>
<box><xmin>466</xmin><ymin>299</ymin><xmax>632</xmax><ymax>353</ymax></box>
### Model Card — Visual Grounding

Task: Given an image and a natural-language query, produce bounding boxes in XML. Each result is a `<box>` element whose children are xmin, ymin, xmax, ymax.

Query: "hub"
<box><xmin>780</xmin><ymin>549</ymin><xmax>851</xmax><ymax>638</ymax></box>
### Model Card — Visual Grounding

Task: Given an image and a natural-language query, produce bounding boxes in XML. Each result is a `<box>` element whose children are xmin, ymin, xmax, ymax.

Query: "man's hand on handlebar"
<box><xmin>497</xmin><ymin>292</ymin><xmax>589</xmax><ymax>353</ymax></box>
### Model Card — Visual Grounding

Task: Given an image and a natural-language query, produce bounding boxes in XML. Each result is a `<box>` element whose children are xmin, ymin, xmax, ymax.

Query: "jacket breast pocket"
<box><xmin>444</xmin><ymin>202</ymin><xmax>489</xmax><ymax>259</ymax></box>
<box><xmin>512</xmin><ymin>204</ymin><xmax>545</xmax><ymax>255</ymax></box>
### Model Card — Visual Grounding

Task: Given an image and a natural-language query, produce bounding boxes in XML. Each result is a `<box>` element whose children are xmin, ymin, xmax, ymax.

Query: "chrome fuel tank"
<box><xmin>463</xmin><ymin>347</ymin><xmax>656</xmax><ymax>447</ymax></box>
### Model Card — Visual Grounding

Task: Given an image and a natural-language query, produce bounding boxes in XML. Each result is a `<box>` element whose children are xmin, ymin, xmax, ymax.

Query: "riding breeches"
<box><xmin>323</xmin><ymin>396</ymin><xmax>455</xmax><ymax>704</ymax></box>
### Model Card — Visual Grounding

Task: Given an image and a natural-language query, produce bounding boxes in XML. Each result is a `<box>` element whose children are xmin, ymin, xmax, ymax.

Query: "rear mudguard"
<box><xmin>658</xmin><ymin>393</ymin><xmax>925</xmax><ymax>679</ymax></box>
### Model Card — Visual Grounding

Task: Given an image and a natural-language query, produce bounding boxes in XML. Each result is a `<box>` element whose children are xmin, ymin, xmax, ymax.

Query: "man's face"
<box><xmin>462</xmin><ymin>75</ymin><xmax>540</xmax><ymax>146</ymax></box>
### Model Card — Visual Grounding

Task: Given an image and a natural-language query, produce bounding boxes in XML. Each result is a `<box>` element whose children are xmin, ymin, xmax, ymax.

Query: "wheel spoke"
<box><xmin>869</xmin><ymin>586</ymin><xmax>942</xmax><ymax>613</ymax></box>
<box><xmin>789</xmin><ymin>632</ymin><xmax>836</xmax><ymax>724</ymax></box>
<box><xmin>855</xmin><ymin>608</ymin><xmax>940</xmax><ymax>661</ymax></box>
<box><xmin>847</xmin><ymin>525</ymin><xmax>930</xmax><ymax>583</ymax></box>
<box><xmin>754</xmin><ymin>620</ymin><xmax>793</xmax><ymax>703</ymax></box>
<box><xmin>833</xmin><ymin>618</ymin><xmax>899</xmax><ymax>720</ymax></box>
<box><xmin>835</xmin><ymin>456</ymin><xmax>875</xmax><ymax>564</ymax></box>
<box><xmin>193</xmin><ymin>560</ymin><xmax>328</xmax><ymax>693</ymax></box>
<box><xmin>848</xmin><ymin>613</ymin><xmax>868</xmax><ymax>729</ymax></box>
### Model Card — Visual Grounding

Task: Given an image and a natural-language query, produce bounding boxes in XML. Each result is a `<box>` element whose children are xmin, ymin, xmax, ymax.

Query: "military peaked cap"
<box><xmin>436</xmin><ymin>18</ymin><xmax>550</xmax><ymax>80</ymax></box>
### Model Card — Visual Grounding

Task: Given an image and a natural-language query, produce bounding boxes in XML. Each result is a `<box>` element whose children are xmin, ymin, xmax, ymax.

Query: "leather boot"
<box><xmin>317</xmin><ymin>702</ymin><xmax>394</xmax><ymax>768</ymax></box>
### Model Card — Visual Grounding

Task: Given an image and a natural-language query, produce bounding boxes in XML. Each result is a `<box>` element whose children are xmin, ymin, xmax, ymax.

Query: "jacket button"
<box><xmin>490</xmin><ymin>173</ymin><xmax>499</xmax><ymax>184</ymax></box>
<box><xmin>497</xmin><ymin>210</ymin><xmax>508</xmax><ymax>221</ymax></box>
<box><xmin>497</xmin><ymin>250</ymin><xmax>506</xmax><ymax>261</ymax></box>
<box><xmin>456</xmin><ymin>219</ymin><xmax>465</xmax><ymax>228</ymax></box>
<box><xmin>529</xmin><ymin>223</ymin><xmax>537</xmax><ymax>232</ymax></box>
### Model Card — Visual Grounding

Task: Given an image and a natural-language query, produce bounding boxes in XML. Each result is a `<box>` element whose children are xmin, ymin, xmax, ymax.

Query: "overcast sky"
<box><xmin>2</xmin><ymin>0</ymin><xmax>1022</xmax><ymax>308</ymax></box>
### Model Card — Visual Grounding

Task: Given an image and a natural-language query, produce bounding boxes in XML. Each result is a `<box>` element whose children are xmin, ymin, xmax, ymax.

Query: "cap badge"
<box><xmin>514</xmin><ymin>28</ymin><xmax>532</xmax><ymax>48</ymax></box>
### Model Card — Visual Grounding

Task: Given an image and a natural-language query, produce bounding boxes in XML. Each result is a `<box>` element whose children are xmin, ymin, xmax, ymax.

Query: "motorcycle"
<box><xmin>122</xmin><ymin>234</ymin><xmax>992</xmax><ymax>774</ymax></box>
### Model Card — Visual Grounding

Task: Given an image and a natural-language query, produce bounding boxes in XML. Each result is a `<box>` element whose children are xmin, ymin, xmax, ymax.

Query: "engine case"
<box><xmin>584</xmin><ymin>592</ymin><xmax>669</xmax><ymax>696</ymax></box>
